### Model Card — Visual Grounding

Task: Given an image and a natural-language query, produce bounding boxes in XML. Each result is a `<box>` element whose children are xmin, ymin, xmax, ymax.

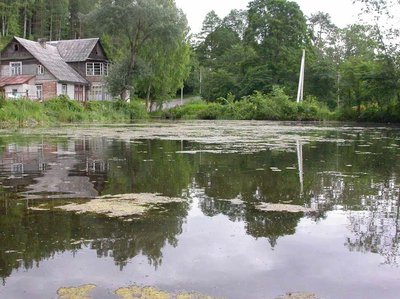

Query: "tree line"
<box><xmin>1</xmin><ymin>0</ymin><xmax>400</xmax><ymax>121</ymax></box>
<box><xmin>0</xmin><ymin>0</ymin><xmax>98</xmax><ymax>41</ymax></box>
<box><xmin>192</xmin><ymin>0</ymin><xmax>400</xmax><ymax>121</ymax></box>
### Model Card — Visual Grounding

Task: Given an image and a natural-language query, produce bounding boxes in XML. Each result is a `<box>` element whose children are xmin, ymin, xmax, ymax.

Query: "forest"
<box><xmin>1</xmin><ymin>0</ymin><xmax>400</xmax><ymax>122</ymax></box>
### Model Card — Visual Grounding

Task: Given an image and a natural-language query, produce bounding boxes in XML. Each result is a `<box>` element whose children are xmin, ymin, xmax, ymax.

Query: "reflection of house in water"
<box><xmin>0</xmin><ymin>138</ymin><xmax>109</xmax><ymax>199</ymax></box>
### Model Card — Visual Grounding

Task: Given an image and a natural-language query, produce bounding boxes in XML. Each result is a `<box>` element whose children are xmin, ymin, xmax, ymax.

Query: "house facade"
<box><xmin>0</xmin><ymin>37</ymin><xmax>111</xmax><ymax>101</ymax></box>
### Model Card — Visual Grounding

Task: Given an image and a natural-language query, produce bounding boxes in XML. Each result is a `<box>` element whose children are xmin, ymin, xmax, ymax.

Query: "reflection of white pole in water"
<box><xmin>297</xmin><ymin>139</ymin><xmax>304</xmax><ymax>194</ymax></box>
<box><xmin>296</xmin><ymin>49</ymin><xmax>305</xmax><ymax>103</ymax></box>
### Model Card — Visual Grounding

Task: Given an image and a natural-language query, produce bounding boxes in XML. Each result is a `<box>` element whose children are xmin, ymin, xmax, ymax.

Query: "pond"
<box><xmin>0</xmin><ymin>121</ymin><xmax>399</xmax><ymax>299</ymax></box>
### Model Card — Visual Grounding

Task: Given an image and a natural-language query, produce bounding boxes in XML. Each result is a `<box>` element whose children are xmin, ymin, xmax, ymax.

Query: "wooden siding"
<box><xmin>68</xmin><ymin>62</ymin><xmax>105</xmax><ymax>83</ymax></box>
<box><xmin>88</xmin><ymin>42</ymin><xmax>108</xmax><ymax>61</ymax></box>
<box><xmin>1</xmin><ymin>42</ymin><xmax>33</xmax><ymax>60</ymax></box>
<box><xmin>1</xmin><ymin>59</ymin><xmax>55</xmax><ymax>81</ymax></box>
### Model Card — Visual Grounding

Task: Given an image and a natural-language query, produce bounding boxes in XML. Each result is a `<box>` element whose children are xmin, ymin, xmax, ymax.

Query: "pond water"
<box><xmin>0</xmin><ymin>121</ymin><xmax>400</xmax><ymax>299</ymax></box>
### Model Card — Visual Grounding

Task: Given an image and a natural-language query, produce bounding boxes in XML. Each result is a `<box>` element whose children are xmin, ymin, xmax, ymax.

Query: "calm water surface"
<box><xmin>0</xmin><ymin>121</ymin><xmax>399</xmax><ymax>299</ymax></box>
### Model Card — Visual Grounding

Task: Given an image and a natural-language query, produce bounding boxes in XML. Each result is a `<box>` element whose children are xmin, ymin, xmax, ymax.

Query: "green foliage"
<box><xmin>90</xmin><ymin>0</ymin><xmax>190</xmax><ymax>102</ymax></box>
<box><xmin>0</xmin><ymin>97</ymin><xmax>148</xmax><ymax>128</ymax></box>
<box><xmin>44</xmin><ymin>95</ymin><xmax>85</xmax><ymax>122</ymax></box>
<box><xmin>0</xmin><ymin>0</ymin><xmax>100</xmax><ymax>40</ymax></box>
<box><xmin>164</xmin><ymin>87</ymin><xmax>333</xmax><ymax>121</ymax></box>
<box><xmin>192</xmin><ymin>1</ymin><xmax>400</xmax><ymax>122</ymax></box>
<box><xmin>0</xmin><ymin>99</ymin><xmax>48</xmax><ymax>127</ymax></box>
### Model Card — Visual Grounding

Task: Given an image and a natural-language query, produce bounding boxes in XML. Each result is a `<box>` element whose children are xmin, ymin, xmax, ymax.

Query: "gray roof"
<box><xmin>15</xmin><ymin>37</ymin><xmax>88</xmax><ymax>85</ymax></box>
<box><xmin>48</xmin><ymin>38</ymin><xmax>100</xmax><ymax>62</ymax></box>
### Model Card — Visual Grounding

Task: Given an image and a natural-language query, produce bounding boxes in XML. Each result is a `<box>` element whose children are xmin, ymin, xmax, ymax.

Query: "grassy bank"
<box><xmin>0</xmin><ymin>96</ymin><xmax>148</xmax><ymax>128</ymax></box>
<box><xmin>162</xmin><ymin>88</ymin><xmax>400</xmax><ymax>123</ymax></box>
<box><xmin>162</xmin><ymin>88</ymin><xmax>334</xmax><ymax>121</ymax></box>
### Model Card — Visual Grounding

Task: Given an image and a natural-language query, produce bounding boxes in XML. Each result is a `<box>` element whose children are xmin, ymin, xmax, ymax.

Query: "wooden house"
<box><xmin>0</xmin><ymin>37</ymin><xmax>111</xmax><ymax>101</ymax></box>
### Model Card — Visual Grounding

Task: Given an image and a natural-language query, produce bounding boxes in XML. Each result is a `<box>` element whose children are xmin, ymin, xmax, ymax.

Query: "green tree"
<box><xmin>197</xmin><ymin>26</ymin><xmax>241</xmax><ymax>68</ymax></box>
<box><xmin>137</xmin><ymin>37</ymin><xmax>192</xmax><ymax>110</ymax></box>
<box><xmin>245</xmin><ymin>0</ymin><xmax>309</xmax><ymax>93</ymax></box>
<box><xmin>222</xmin><ymin>9</ymin><xmax>247</xmax><ymax>39</ymax></box>
<box><xmin>90</xmin><ymin>0</ymin><xmax>189</xmax><ymax>100</ymax></box>
<box><xmin>306</xmin><ymin>12</ymin><xmax>341</xmax><ymax>108</ymax></box>
<box><xmin>197</xmin><ymin>10</ymin><xmax>222</xmax><ymax>42</ymax></box>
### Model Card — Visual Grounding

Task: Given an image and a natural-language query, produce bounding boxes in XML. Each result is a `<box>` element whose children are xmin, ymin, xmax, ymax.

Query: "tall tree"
<box><xmin>90</xmin><ymin>0</ymin><xmax>189</xmax><ymax>100</ymax></box>
<box><xmin>245</xmin><ymin>0</ymin><xmax>309</xmax><ymax>92</ymax></box>
<box><xmin>222</xmin><ymin>9</ymin><xmax>248</xmax><ymax>39</ymax></box>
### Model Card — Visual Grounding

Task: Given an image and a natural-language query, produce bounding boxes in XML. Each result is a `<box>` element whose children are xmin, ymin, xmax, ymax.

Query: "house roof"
<box><xmin>48</xmin><ymin>38</ymin><xmax>101</xmax><ymax>62</ymax></box>
<box><xmin>14</xmin><ymin>37</ymin><xmax>88</xmax><ymax>85</ymax></box>
<box><xmin>0</xmin><ymin>75</ymin><xmax>35</xmax><ymax>87</ymax></box>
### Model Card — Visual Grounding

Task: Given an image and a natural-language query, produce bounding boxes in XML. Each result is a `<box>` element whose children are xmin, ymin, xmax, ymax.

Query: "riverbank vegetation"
<box><xmin>0</xmin><ymin>96</ymin><xmax>147</xmax><ymax>128</ymax></box>
<box><xmin>1</xmin><ymin>0</ymin><xmax>400</xmax><ymax>123</ymax></box>
<box><xmin>163</xmin><ymin>88</ymin><xmax>333</xmax><ymax>121</ymax></box>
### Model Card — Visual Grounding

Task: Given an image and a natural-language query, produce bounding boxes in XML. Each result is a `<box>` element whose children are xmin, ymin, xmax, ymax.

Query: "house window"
<box><xmin>94</xmin><ymin>63</ymin><xmax>102</xmax><ymax>75</ymax></box>
<box><xmin>10</xmin><ymin>62</ymin><xmax>22</xmax><ymax>76</ymax></box>
<box><xmin>37</xmin><ymin>64</ymin><xmax>44</xmax><ymax>75</ymax></box>
<box><xmin>103</xmin><ymin>63</ymin><xmax>109</xmax><ymax>76</ymax></box>
<box><xmin>86</xmin><ymin>62</ymin><xmax>106</xmax><ymax>76</ymax></box>
<box><xmin>12</xmin><ymin>89</ymin><xmax>18</xmax><ymax>96</ymax></box>
<box><xmin>90</xmin><ymin>84</ymin><xmax>103</xmax><ymax>101</ymax></box>
<box><xmin>62</xmin><ymin>84</ymin><xmax>68</xmax><ymax>95</ymax></box>
<box><xmin>14</xmin><ymin>44</ymin><xmax>19</xmax><ymax>52</ymax></box>
<box><xmin>36</xmin><ymin>85</ymin><xmax>42</xmax><ymax>100</ymax></box>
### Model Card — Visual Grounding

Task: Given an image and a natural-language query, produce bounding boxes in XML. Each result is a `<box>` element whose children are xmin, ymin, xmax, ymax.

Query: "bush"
<box><xmin>165</xmin><ymin>87</ymin><xmax>334</xmax><ymax>121</ymax></box>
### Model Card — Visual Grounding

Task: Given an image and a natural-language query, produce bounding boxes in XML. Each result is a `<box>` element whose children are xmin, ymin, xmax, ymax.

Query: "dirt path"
<box><xmin>150</xmin><ymin>96</ymin><xmax>199</xmax><ymax>112</ymax></box>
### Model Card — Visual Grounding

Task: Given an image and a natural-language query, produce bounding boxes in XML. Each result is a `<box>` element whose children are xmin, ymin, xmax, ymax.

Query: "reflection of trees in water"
<box><xmin>0</xmin><ymin>137</ymin><xmax>191</xmax><ymax>282</ymax></box>
<box><xmin>0</xmin><ymin>201</ymin><xmax>188</xmax><ymax>282</ymax></box>
<box><xmin>245</xmin><ymin>209</ymin><xmax>302</xmax><ymax>247</ymax></box>
<box><xmin>345</xmin><ymin>180</ymin><xmax>400</xmax><ymax>265</ymax></box>
<box><xmin>190</xmin><ymin>183</ymin><xmax>302</xmax><ymax>248</ymax></box>
<box><xmin>89</xmin><ymin>204</ymin><xmax>188</xmax><ymax>270</ymax></box>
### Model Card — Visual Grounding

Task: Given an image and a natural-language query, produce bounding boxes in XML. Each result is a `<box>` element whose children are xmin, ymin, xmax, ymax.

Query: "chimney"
<box><xmin>37</xmin><ymin>38</ymin><xmax>47</xmax><ymax>48</ymax></box>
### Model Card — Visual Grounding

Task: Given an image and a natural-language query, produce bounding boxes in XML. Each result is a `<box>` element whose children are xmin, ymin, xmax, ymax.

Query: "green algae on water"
<box><xmin>115</xmin><ymin>285</ymin><xmax>220</xmax><ymax>299</ymax></box>
<box><xmin>57</xmin><ymin>284</ymin><xmax>96</xmax><ymax>299</ymax></box>
<box><xmin>256</xmin><ymin>203</ymin><xmax>315</xmax><ymax>213</ymax></box>
<box><xmin>57</xmin><ymin>193</ymin><xmax>186</xmax><ymax>218</ymax></box>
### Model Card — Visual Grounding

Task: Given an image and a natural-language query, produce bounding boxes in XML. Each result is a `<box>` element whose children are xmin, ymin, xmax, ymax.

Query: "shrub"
<box><xmin>165</xmin><ymin>87</ymin><xmax>334</xmax><ymax>121</ymax></box>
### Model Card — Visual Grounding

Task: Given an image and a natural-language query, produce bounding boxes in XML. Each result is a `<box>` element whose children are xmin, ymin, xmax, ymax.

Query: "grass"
<box><xmin>0</xmin><ymin>95</ymin><xmax>148</xmax><ymax>128</ymax></box>
<box><xmin>163</xmin><ymin>87</ymin><xmax>334</xmax><ymax>121</ymax></box>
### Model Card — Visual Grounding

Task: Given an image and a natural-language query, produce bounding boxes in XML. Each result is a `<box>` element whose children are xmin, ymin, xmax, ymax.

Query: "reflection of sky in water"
<box><xmin>3</xmin><ymin>204</ymin><xmax>400</xmax><ymax>299</ymax></box>
<box><xmin>0</xmin><ymin>122</ymin><xmax>400</xmax><ymax>298</ymax></box>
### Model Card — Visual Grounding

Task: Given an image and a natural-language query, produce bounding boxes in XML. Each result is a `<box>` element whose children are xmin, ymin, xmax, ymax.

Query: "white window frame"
<box><xmin>10</xmin><ymin>62</ymin><xmax>22</xmax><ymax>76</ymax></box>
<box><xmin>90</xmin><ymin>84</ymin><xmax>103</xmax><ymax>101</ymax></box>
<box><xmin>37</xmin><ymin>64</ymin><xmax>44</xmax><ymax>75</ymax></box>
<box><xmin>36</xmin><ymin>85</ymin><xmax>42</xmax><ymax>100</ymax></box>
<box><xmin>62</xmin><ymin>84</ymin><xmax>68</xmax><ymax>95</ymax></box>
<box><xmin>103</xmin><ymin>63</ymin><xmax>109</xmax><ymax>76</ymax></box>
<box><xmin>86</xmin><ymin>62</ymin><xmax>108</xmax><ymax>76</ymax></box>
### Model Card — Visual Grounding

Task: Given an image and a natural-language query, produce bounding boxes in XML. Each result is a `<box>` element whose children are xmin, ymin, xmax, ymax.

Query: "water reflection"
<box><xmin>346</xmin><ymin>180</ymin><xmax>400</xmax><ymax>266</ymax></box>
<box><xmin>0</xmin><ymin>197</ymin><xmax>188</xmax><ymax>282</ymax></box>
<box><xmin>0</xmin><ymin>126</ymin><xmax>399</xmax><ymax>295</ymax></box>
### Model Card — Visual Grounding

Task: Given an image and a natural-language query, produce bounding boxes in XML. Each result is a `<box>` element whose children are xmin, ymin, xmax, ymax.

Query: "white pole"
<box><xmin>296</xmin><ymin>49</ymin><xmax>305</xmax><ymax>103</ymax></box>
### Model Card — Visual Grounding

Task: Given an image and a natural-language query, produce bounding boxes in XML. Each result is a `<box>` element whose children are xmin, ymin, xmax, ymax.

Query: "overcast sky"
<box><xmin>175</xmin><ymin>0</ymin><xmax>363</xmax><ymax>34</ymax></box>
